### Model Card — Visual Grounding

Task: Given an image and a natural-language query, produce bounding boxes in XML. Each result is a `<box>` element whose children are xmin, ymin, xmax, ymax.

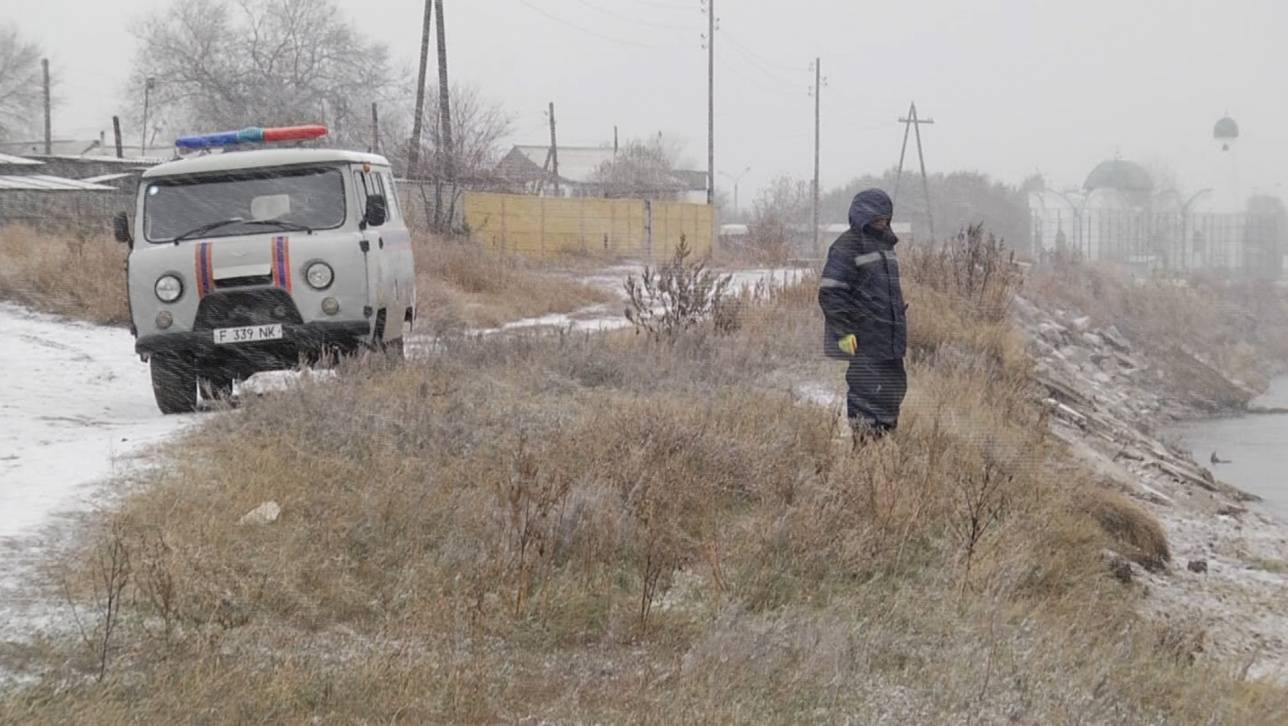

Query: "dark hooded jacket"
<box><xmin>818</xmin><ymin>189</ymin><xmax>908</xmax><ymax>361</ymax></box>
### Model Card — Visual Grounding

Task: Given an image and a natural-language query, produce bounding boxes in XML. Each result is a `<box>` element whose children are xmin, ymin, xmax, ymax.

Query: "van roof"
<box><xmin>142</xmin><ymin>148</ymin><xmax>390</xmax><ymax>178</ymax></box>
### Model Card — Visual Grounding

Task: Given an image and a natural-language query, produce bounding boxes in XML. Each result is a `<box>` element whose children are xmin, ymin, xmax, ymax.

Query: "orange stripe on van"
<box><xmin>194</xmin><ymin>242</ymin><xmax>214</xmax><ymax>298</ymax></box>
<box><xmin>271</xmin><ymin>235</ymin><xmax>292</xmax><ymax>292</ymax></box>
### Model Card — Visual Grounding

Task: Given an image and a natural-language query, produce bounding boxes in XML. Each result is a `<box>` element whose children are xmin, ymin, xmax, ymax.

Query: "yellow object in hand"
<box><xmin>838</xmin><ymin>334</ymin><xmax>858</xmax><ymax>356</ymax></box>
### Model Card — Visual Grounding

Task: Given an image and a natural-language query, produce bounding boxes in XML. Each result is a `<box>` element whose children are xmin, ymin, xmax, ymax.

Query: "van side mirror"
<box><xmin>113</xmin><ymin>212</ymin><xmax>133</xmax><ymax>244</ymax></box>
<box><xmin>364</xmin><ymin>194</ymin><xmax>388</xmax><ymax>228</ymax></box>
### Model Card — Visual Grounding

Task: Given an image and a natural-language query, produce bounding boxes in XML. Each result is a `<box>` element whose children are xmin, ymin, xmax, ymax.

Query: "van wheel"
<box><xmin>383</xmin><ymin>337</ymin><xmax>405</xmax><ymax>359</ymax></box>
<box><xmin>199</xmin><ymin>372</ymin><xmax>234</xmax><ymax>402</ymax></box>
<box><xmin>150</xmin><ymin>353</ymin><xmax>198</xmax><ymax>414</ymax></box>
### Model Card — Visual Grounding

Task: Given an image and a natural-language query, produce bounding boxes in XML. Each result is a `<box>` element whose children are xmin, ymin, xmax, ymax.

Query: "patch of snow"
<box><xmin>0</xmin><ymin>303</ymin><xmax>190</xmax><ymax>651</ymax></box>
<box><xmin>238</xmin><ymin>368</ymin><xmax>337</xmax><ymax>395</ymax></box>
<box><xmin>0</xmin><ymin>304</ymin><xmax>190</xmax><ymax>542</ymax></box>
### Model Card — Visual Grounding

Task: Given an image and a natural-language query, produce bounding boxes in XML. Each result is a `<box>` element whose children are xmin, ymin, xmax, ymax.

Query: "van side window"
<box><xmin>353</xmin><ymin>170</ymin><xmax>371</xmax><ymax>216</ymax></box>
<box><xmin>380</xmin><ymin>172</ymin><xmax>402</xmax><ymax>221</ymax></box>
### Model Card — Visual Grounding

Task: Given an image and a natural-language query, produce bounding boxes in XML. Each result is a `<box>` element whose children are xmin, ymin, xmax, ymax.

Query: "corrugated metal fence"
<box><xmin>461</xmin><ymin>192</ymin><xmax>713</xmax><ymax>261</ymax></box>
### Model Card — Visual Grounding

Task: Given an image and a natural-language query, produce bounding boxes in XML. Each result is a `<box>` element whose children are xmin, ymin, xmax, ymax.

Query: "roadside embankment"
<box><xmin>1018</xmin><ymin>261</ymin><xmax>1288</xmax><ymax>681</ymax></box>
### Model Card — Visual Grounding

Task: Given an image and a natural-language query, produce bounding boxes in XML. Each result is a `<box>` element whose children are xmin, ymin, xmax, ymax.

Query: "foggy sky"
<box><xmin>14</xmin><ymin>0</ymin><xmax>1288</xmax><ymax>213</ymax></box>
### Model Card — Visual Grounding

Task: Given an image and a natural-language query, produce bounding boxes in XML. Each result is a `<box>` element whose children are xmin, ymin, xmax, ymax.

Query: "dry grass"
<box><xmin>0</xmin><ymin>225</ymin><xmax>129</xmax><ymax>325</ymax></box>
<box><xmin>414</xmin><ymin>235</ymin><xmax>614</xmax><ymax>333</ymax></box>
<box><xmin>0</xmin><ymin>227</ymin><xmax>612</xmax><ymax>332</ymax></box>
<box><xmin>1075</xmin><ymin>487</ymin><xmax>1172</xmax><ymax>572</ymax></box>
<box><xmin>5</xmin><ymin>243</ymin><xmax>1288</xmax><ymax>722</ymax></box>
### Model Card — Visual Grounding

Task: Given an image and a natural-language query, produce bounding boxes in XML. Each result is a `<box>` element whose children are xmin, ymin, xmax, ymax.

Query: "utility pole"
<box><xmin>812</xmin><ymin>57</ymin><xmax>822</xmax><ymax>254</ymax></box>
<box><xmin>435</xmin><ymin>0</ymin><xmax>453</xmax><ymax>179</ymax></box>
<box><xmin>434</xmin><ymin>0</ymin><xmax>454</xmax><ymax>231</ymax></box>
<box><xmin>613</xmin><ymin>125</ymin><xmax>619</xmax><ymax>157</ymax></box>
<box><xmin>141</xmin><ymin>77</ymin><xmax>156</xmax><ymax>158</ymax></box>
<box><xmin>719</xmin><ymin>166</ymin><xmax>750</xmax><ymax>215</ymax></box>
<box><xmin>112</xmin><ymin>116</ymin><xmax>123</xmax><ymax>158</ymax></box>
<box><xmin>894</xmin><ymin>102</ymin><xmax>936</xmax><ymax>241</ymax></box>
<box><xmin>42</xmin><ymin>59</ymin><xmax>51</xmax><ymax>155</ymax></box>
<box><xmin>408</xmin><ymin>0</ymin><xmax>433</xmax><ymax>176</ymax></box>
<box><xmin>704</xmin><ymin>0</ymin><xmax>715</xmax><ymax>206</ymax></box>
<box><xmin>548</xmin><ymin>101</ymin><xmax>560</xmax><ymax>196</ymax></box>
<box><xmin>370</xmin><ymin>102</ymin><xmax>380</xmax><ymax>154</ymax></box>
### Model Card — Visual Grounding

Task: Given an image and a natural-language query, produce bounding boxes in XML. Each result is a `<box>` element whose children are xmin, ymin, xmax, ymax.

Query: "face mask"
<box><xmin>865</xmin><ymin>224</ymin><xmax>899</xmax><ymax>246</ymax></box>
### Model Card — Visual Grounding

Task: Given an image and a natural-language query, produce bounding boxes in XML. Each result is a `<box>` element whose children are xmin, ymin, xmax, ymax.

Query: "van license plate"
<box><xmin>213</xmin><ymin>324</ymin><xmax>284</xmax><ymax>345</ymax></box>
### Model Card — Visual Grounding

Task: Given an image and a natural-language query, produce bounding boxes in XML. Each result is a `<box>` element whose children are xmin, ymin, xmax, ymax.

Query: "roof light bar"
<box><xmin>175</xmin><ymin>124</ymin><xmax>329</xmax><ymax>150</ymax></box>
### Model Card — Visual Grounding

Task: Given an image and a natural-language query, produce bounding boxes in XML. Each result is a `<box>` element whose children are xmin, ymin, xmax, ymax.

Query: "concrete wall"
<box><xmin>462</xmin><ymin>192</ymin><xmax>713</xmax><ymax>261</ymax></box>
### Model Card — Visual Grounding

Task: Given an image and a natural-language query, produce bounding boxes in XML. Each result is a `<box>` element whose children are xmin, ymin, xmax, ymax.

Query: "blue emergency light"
<box><xmin>175</xmin><ymin>124</ymin><xmax>328</xmax><ymax>150</ymax></box>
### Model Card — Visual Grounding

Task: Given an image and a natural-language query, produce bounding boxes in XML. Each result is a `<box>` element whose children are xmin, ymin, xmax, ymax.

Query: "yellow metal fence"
<box><xmin>462</xmin><ymin>192</ymin><xmax>713</xmax><ymax>261</ymax></box>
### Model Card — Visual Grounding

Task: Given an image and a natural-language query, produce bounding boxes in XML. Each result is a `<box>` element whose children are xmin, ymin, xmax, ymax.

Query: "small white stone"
<box><xmin>238</xmin><ymin>500</ymin><xmax>281</xmax><ymax>526</ymax></box>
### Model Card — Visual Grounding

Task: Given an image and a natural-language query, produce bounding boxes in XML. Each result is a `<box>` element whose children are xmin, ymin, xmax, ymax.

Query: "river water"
<box><xmin>1169</xmin><ymin>376</ymin><xmax>1288</xmax><ymax>519</ymax></box>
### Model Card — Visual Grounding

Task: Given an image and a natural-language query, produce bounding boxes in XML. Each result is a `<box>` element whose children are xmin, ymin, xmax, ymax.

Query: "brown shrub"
<box><xmin>1075</xmin><ymin>487</ymin><xmax>1171</xmax><ymax>572</ymax></box>
<box><xmin>0</xmin><ymin>225</ymin><xmax>129</xmax><ymax>325</ymax></box>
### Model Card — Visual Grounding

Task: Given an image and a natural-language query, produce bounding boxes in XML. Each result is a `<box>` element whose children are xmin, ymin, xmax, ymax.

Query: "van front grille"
<box><xmin>194</xmin><ymin>289</ymin><xmax>303</xmax><ymax>330</ymax></box>
<box><xmin>214</xmin><ymin>274</ymin><xmax>274</xmax><ymax>289</ymax></box>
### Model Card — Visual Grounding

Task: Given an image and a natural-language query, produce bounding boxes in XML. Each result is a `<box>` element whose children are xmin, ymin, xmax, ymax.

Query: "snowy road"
<box><xmin>0</xmin><ymin>304</ymin><xmax>190</xmax><ymax>647</ymax></box>
<box><xmin>0</xmin><ymin>304</ymin><xmax>188</xmax><ymax>540</ymax></box>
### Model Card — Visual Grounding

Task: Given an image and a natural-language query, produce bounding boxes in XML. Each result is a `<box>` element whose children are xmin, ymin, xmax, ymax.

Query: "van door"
<box><xmin>352</xmin><ymin>167</ymin><xmax>386</xmax><ymax>335</ymax></box>
<box><xmin>377</xmin><ymin>170</ymin><xmax>413</xmax><ymax>334</ymax></box>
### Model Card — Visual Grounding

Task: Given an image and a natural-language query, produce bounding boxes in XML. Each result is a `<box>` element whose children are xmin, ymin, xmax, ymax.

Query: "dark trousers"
<box><xmin>845</xmin><ymin>356</ymin><xmax>908</xmax><ymax>433</ymax></box>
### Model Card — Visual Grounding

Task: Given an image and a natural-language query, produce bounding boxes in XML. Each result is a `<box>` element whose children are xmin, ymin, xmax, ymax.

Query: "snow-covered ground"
<box><xmin>0</xmin><ymin>304</ymin><xmax>191</xmax><ymax>646</ymax></box>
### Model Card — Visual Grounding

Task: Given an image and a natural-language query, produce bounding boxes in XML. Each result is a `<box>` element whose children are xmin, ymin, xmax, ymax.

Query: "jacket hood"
<box><xmin>848</xmin><ymin>188</ymin><xmax>894</xmax><ymax>232</ymax></box>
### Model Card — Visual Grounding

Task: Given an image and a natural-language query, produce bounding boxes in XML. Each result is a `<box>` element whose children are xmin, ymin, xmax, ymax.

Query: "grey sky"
<box><xmin>15</xmin><ymin>0</ymin><xmax>1288</xmax><ymax>211</ymax></box>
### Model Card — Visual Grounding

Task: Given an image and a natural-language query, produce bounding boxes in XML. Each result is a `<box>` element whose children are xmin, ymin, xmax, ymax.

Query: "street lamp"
<box><xmin>1043</xmin><ymin>188</ymin><xmax>1086</xmax><ymax>260</ymax></box>
<box><xmin>719</xmin><ymin>165</ymin><xmax>751</xmax><ymax>215</ymax></box>
<box><xmin>1181</xmin><ymin>188</ymin><xmax>1214</xmax><ymax>271</ymax></box>
<box><xmin>141</xmin><ymin>77</ymin><xmax>157</xmax><ymax>158</ymax></box>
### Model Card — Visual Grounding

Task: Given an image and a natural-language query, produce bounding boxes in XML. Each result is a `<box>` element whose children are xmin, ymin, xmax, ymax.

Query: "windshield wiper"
<box><xmin>244</xmin><ymin>219</ymin><xmax>314</xmax><ymax>235</ymax></box>
<box><xmin>172</xmin><ymin>217</ymin><xmax>245</xmax><ymax>243</ymax></box>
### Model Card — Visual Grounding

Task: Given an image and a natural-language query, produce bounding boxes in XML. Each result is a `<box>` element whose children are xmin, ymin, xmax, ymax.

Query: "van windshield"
<box><xmin>143</xmin><ymin>166</ymin><xmax>345</xmax><ymax>243</ymax></box>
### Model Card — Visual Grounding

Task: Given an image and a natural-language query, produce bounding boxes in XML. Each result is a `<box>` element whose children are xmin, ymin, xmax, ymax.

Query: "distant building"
<box><xmin>495</xmin><ymin>145</ymin><xmax>708</xmax><ymax>203</ymax></box>
<box><xmin>1028</xmin><ymin>157</ymin><xmax>1282</xmax><ymax>277</ymax></box>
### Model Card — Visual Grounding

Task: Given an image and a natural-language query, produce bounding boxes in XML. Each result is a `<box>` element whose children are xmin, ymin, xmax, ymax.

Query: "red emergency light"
<box><xmin>175</xmin><ymin>124</ymin><xmax>329</xmax><ymax>150</ymax></box>
<box><xmin>262</xmin><ymin>124</ymin><xmax>329</xmax><ymax>143</ymax></box>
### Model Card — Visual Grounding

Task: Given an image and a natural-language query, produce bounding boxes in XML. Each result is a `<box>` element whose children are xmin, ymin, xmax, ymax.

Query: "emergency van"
<box><xmin>115</xmin><ymin>125</ymin><xmax>415</xmax><ymax>414</ymax></box>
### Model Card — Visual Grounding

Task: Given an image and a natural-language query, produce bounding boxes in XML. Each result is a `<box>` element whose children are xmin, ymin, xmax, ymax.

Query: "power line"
<box><xmin>573</xmin><ymin>0</ymin><xmax>696</xmax><ymax>31</ymax></box>
<box><xmin>629</xmin><ymin>0</ymin><xmax>694</xmax><ymax>10</ymax></box>
<box><xmin>722</xmin><ymin>39</ymin><xmax>805</xmax><ymax>91</ymax></box>
<box><xmin>716</xmin><ymin>58</ymin><xmax>798</xmax><ymax>95</ymax></box>
<box><xmin>721</xmin><ymin>31</ymin><xmax>808</xmax><ymax>75</ymax></box>
<box><xmin>517</xmin><ymin>0</ymin><xmax>683</xmax><ymax>49</ymax></box>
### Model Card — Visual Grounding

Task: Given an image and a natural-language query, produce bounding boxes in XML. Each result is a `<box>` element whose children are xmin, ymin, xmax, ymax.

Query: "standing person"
<box><xmin>818</xmin><ymin>188</ymin><xmax>909</xmax><ymax>439</ymax></box>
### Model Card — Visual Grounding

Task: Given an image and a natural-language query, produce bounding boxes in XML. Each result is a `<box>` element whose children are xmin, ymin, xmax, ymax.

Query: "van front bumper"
<box><xmin>135</xmin><ymin>321</ymin><xmax>371</xmax><ymax>357</ymax></box>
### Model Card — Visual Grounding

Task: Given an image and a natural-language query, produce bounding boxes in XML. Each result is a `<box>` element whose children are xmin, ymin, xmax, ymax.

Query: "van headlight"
<box><xmin>305</xmin><ymin>261</ymin><xmax>334</xmax><ymax>290</ymax></box>
<box><xmin>154</xmin><ymin>274</ymin><xmax>183</xmax><ymax>302</ymax></box>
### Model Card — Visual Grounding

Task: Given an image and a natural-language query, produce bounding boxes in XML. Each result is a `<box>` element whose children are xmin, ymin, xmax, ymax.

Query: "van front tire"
<box><xmin>150</xmin><ymin>353</ymin><xmax>198</xmax><ymax>414</ymax></box>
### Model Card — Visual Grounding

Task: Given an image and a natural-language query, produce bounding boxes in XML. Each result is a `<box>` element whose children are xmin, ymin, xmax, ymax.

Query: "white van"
<box><xmin>115</xmin><ymin>134</ymin><xmax>415</xmax><ymax>414</ymax></box>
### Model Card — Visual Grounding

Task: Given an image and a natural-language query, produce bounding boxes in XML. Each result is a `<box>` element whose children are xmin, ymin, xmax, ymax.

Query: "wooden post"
<box><xmin>370</xmin><ymin>102</ymin><xmax>380</xmax><ymax>154</ymax></box>
<box><xmin>548</xmin><ymin>101</ymin><xmax>560</xmax><ymax>196</ymax></box>
<box><xmin>112</xmin><ymin>116</ymin><xmax>124</xmax><ymax>158</ymax></box>
<box><xmin>706</xmin><ymin>0</ymin><xmax>714</xmax><ymax>206</ymax></box>
<box><xmin>42</xmin><ymin>59</ymin><xmax>51</xmax><ymax>155</ymax></box>
<box><xmin>812</xmin><ymin>57</ymin><xmax>821</xmax><ymax>255</ymax></box>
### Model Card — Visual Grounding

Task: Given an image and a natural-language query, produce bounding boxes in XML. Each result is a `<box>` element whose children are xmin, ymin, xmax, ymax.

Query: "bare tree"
<box><xmin>0</xmin><ymin>23</ymin><xmax>44</xmax><ymax>141</ymax></box>
<box><xmin>590</xmin><ymin>137</ymin><xmax>686</xmax><ymax>199</ymax></box>
<box><xmin>401</xmin><ymin>84</ymin><xmax>513</xmax><ymax>231</ymax></box>
<box><xmin>748</xmin><ymin>174</ymin><xmax>813</xmax><ymax>254</ymax></box>
<box><xmin>131</xmin><ymin>0</ymin><xmax>400</xmax><ymax>150</ymax></box>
